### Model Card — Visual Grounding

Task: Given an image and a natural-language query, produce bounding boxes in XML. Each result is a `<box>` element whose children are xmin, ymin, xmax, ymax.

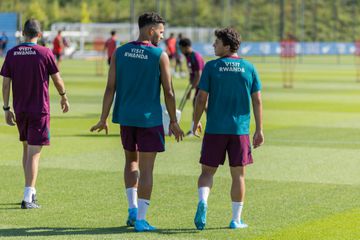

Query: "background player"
<box><xmin>174</xmin><ymin>33</ymin><xmax>185</xmax><ymax>78</ymax></box>
<box><xmin>178</xmin><ymin>38</ymin><xmax>205</xmax><ymax>136</ymax></box>
<box><xmin>52</xmin><ymin>30</ymin><xmax>65</xmax><ymax>69</ymax></box>
<box><xmin>280</xmin><ymin>33</ymin><xmax>297</xmax><ymax>88</ymax></box>
<box><xmin>104</xmin><ymin>30</ymin><xmax>118</xmax><ymax>65</ymax></box>
<box><xmin>165</xmin><ymin>32</ymin><xmax>176</xmax><ymax>73</ymax></box>
<box><xmin>0</xmin><ymin>32</ymin><xmax>9</xmax><ymax>56</ymax></box>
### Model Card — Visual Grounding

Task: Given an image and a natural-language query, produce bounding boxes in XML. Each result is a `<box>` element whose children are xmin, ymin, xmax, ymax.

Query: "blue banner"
<box><xmin>0</xmin><ymin>12</ymin><xmax>18</xmax><ymax>54</ymax></box>
<box><xmin>192</xmin><ymin>42</ymin><xmax>358</xmax><ymax>57</ymax></box>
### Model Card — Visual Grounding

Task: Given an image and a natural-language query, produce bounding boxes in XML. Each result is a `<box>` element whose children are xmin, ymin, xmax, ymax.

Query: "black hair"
<box><xmin>111</xmin><ymin>30</ymin><xmax>116</xmax><ymax>36</ymax></box>
<box><xmin>214</xmin><ymin>27</ymin><xmax>241</xmax><ymax>52</ymax></box>
<box><xmin>138</xmin><ymin>12</ymin><xmax>165</xmax><ymax>29</ymax></box>
<box><xmin>23</xmin><ymin>19</ymin><xmax>41</xmax><ymax>38</ymax></box>
<box><xmin>178</xmin><ymin>38</ymin><xmax>191</xmax><ymax>47</ymax></box>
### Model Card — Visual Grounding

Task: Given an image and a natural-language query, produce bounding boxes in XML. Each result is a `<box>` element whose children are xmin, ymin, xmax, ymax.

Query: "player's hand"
<box><xmin>90</xmin><ymin>120</ymin><xmax>109</xmax><ymax>135</ymax></box>
<box><xmin>60</xmin><ymin>96</ymin><xmax>69</xmax><ymax>113</ymax></box>
<box><xmin>192</xmin><ymin>121</ymin><xmax>202</xmax><ymax>138</ymax></box>
<box><xmin>4</xmin><ymin>110</ymin><xmax>16</xmax><ymax>126</ymax></box>
<box><xmin>169</xmin><ymin>122</ymin><xmax>184</xmax><ymax>142</ymax></box>
<box><xmin>253</xmin><ymin>130</ymin><xmax>264</xmax><ymax>149</ymax></box>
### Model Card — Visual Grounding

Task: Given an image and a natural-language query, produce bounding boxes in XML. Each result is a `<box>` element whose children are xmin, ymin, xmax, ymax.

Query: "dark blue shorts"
<box><xmin>200</xmin><ymin>133</ymin><xmax>253</xmax><ymax>167</ymax></box>
<box><xmin>16</xmin><ymin>112</ymin><xmax>50</xmax><ymax>146</ymax></box>
<box><xmin>120</xmin><ymin>125</ymin><xmax>165</xmax><ymax>152</ymax></box>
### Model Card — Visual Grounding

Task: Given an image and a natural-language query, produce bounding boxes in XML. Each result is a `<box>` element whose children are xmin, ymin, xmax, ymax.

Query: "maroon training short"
<box><xmin>120</xmin><ymin>125</ymin><xmax>165</xmax><ymax>152</ymax></box>
<box><xmin>200</xmin><ymin>133</ymin><xmax>253</xmax><ymax>167</ymax></box>
<box><xmin>15</xmin><ymin>112</ymin><xmax>50</xmax><ymax>146</ymax></box>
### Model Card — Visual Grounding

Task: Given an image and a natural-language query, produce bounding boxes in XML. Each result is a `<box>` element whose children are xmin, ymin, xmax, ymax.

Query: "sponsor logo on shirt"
<box><xmin>219</xmin><ymin>62</ymin><xmax>245</xmax><ymax>72</ymax></box>
<box><xmin>124</xmin><ymin>48</ymin><xmax>148</xmax><ymax>60</ymax></box>
<box><xmin>14</xmin><ymin>47</ymin><xmax>36</xmax><ymax>56</ymax></box>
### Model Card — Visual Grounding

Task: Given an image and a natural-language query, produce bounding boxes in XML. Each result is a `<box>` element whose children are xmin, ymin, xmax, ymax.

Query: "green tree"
<box><xmin>48</xmin><ymin>0</ymin><xmax>60</xmax><ymax>23</ymax></box>
<box><xmin>26</xmin><ymin>0</ymin><xmax>48</xmax><ymax>28</ymax></box>
<box><xmin>81</xmin><ymin>1</ymin><xmax>91</xmax><ymax>23</ymax></box>
<box><xmin>97</xmin><ymin>1</ymin><xmax>117</xmax><ymax>22</ymax></box>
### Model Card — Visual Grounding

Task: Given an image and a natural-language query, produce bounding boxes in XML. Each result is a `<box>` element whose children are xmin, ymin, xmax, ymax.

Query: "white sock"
<box><xmin>126</xmin><ymin>188</ymin><xmax>138</xmax><ymax>209</ymax></box>
<box><xmin>137</xmin><ymin>198</ymin><xmax>150</xmax><ymax>220</ymax></box>
<box><xmin>232</xmin><ymin>202</ymin><xmax>244</xmax><ymax>222</ymax></box>
<box><xmin>23</xmin><ymin>187</ymin><xmax>35</xmax><ymax>203</ymax></box>
<box><xmin>198</xmin><ymin>187</ymin><xmax>210</xmax><ymax>203</ymax></box>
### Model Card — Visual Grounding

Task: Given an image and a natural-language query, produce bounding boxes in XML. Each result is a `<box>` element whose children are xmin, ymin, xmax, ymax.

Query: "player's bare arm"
<box><xmin>192</xmin><ymin>70</ymin><xmax>202</xmax><ymax>89</ymax></box>
<box><xmin>90</xmin><ymin>51</ymin><xmax>117</xmax><ymax>135</ymax></box>
<box><xmin>159</xmin><ymin>52</ymin><xmax>184</xmax><ymax>141</ymax></box>
<box><xmin>2</xmin><ymin>76</ymin><xmax>16</xmax><ymax>126</ymax></box>
<box><xmin>51</xmin><ymin>72</ymin><xmax>69</xmax><ymax>113</ymax></box>
<box><xmin>193</xmin><ymin>89</ymin><xmax>208</xmax><ymax>137</ymax></box>
<box><xmin>251</xmin><ymin>91</ymin><xmax>264</xmax><ymax>148</ymax></box>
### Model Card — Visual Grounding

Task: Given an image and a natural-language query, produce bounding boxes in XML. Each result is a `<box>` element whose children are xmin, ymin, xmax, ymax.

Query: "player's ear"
<box><xmin>38</xmin><ymin>32</ymin><xmax>42</xmax><ymax>38</ymax></box>
<box><xmin>149</xmin><ymin>26</ymin><xmax>154</xmax><ymax>36</ymax></box>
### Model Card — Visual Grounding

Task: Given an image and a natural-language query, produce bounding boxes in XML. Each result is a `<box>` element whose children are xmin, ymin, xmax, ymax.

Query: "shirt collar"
<box><xmin>21</xmin><ymin>42</ymin><xmax>37</xmax><ymax>46</ymax></box>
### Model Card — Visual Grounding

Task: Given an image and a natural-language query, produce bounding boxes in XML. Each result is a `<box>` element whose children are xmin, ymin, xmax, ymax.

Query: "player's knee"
<box><xmin>201</xmin><ymin>164</ymin><xmax>217</xmax><ymax>174</ymax></box>
<box><xmin>200</xmin><ymin>170</ymin><xmax>215</xmax><ymax>179</ymax></box>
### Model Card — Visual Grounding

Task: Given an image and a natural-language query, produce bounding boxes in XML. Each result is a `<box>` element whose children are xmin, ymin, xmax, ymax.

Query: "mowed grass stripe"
<box><xmin>251</xmin><ymin>208</ymin><xmax>360</xmax><ymax>240</ymax></box>
<box><xmin>265</xmin><ymin>100</ymin><xmax>360</xmax><ymax>112</ymax></box>
<box><xmin>265</xmin><ymin>91</ymin><xmax>360</xmax><ymax>102</ymax></box>
<box><xmin>0</xmin><ymin>166</ymin><xmax>359</xmax><ymax>240</ymax></box>
<box><xmin>1</xmin><ymin>139</ymin><xmax>359</xmax><ymax>186</ymax></box>
<box><xmin>264</xmin><ymin>110</ymin><xmax>360</xmax><ymax>129</ymax></box>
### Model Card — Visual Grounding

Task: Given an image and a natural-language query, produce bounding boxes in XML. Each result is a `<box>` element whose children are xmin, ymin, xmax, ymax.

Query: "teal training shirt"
<box><xmin>198</xmin><ymin>56</ymin><xmax>262</xmax><ymax>135</ymax></box>
<box><xmin>112</xmin><ymin>41</ymin><xmax>163</xmax><ymax>127</ymax></box>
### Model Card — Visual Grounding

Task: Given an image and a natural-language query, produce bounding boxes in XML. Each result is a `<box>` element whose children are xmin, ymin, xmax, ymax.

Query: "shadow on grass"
<box><xmin>74</xmin><ymin>134</ymin><xmax>119</xmax><ymax>138</ymax></box>
<box><xmin>0</xmin><ymin>202</ymin><xmax>21</xmax><ymax>210</ymax></box>
<box><xmin>0</xmin><ymin>226</ymin><xmax>204</xmax><ymax>237</ymax></box>
<box><xmin>0</xmin><ymin>203</ymin><xmax>20</xmax><ymax>206</ymax></box>
<box><xmin>156</xmin><ymin>228</ymin><xmax>198</xmax><ymax>234</ymax></box>
<box><xmin>51</xmin><ymin>134</ymin><xmax>120</xmax><ymax>138</ymax></box>
<box><xmin>0</xmin><ymin>227</ymin><xmax>132</xmax><ymax>237</ymax></box>
<box><xmin>157</xmin><ymin>227</ymin><xmax>228</xmax><ymax>234</ymax></box>
<box><xmin>51</xmin><ymin>114</ymin><xmax>100</xmax><ymax>120</ymax></box>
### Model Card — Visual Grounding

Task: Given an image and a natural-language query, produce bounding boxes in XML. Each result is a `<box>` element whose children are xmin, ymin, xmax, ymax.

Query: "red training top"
<box><xmin>166</xmin><ymin>37</ymin><xmax>176</xmax><ymax>55</ymax></box>
<box><xmin>53</xmin><ymin>35</ymin><xmax>63</xmax><ymax>54</ymax></box>
<box><xmin>280</xmin><ymin>40</ymin><xmax>296</xmax><ymax>58</ymax></box>
<box><xmin>105</xmin><ymin>37</ymin><xmax>117</xmax><ymax>58</ymax></box>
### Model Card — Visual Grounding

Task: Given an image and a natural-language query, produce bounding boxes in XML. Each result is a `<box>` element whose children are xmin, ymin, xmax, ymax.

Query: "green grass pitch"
<box><xmin>0</xmin><ymin>55</ymin><xmax>359</xmax><ymax>240</ymax></box>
